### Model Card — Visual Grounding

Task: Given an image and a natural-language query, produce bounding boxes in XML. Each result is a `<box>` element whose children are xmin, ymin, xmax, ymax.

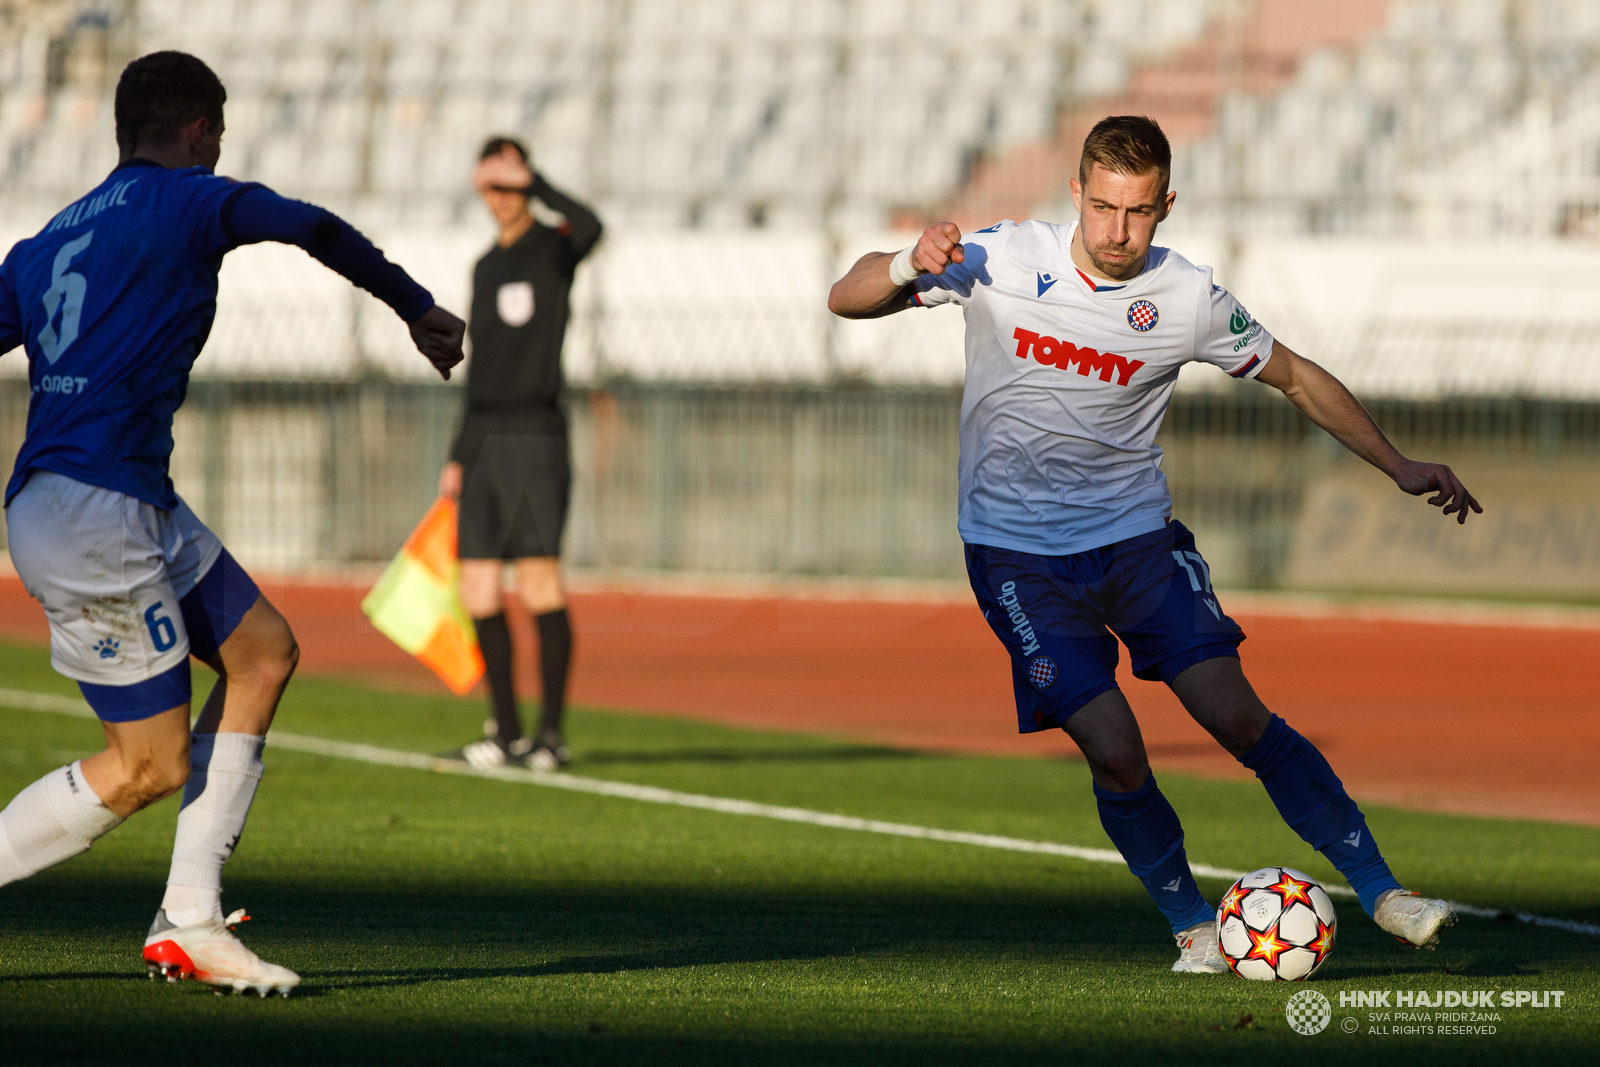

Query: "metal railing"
<box><xmin>5</xmin><ymin>378</ymin><xmax>1598</xmax><ymax>585</ymax></box>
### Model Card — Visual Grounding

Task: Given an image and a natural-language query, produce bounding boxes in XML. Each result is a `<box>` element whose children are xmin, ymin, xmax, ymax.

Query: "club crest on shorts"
<box><xmin>1127</xmin><ymin>299</ymin><xmax>1158</xmax><ymax>332</ymax></box>
<box><xmin>1028</xmin><ymin>656</ymin><xmax>1056</xmax><ymax>690</ymax></box>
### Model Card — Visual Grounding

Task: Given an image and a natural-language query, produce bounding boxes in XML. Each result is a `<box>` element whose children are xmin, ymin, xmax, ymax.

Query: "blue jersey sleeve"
<box><xmin>171</xmin><ymin>169</ymin><xmax>260</xmax><ymax>260</ymax></box>
<box><xmin>222</xmin><ymin>187</ymin><xmax>435</xmax><ymax>322</ymax></box>
<box><xmin>0</xmin><ymin>252</ymin><xmax>19</xmax><ymax>356</ymax></box>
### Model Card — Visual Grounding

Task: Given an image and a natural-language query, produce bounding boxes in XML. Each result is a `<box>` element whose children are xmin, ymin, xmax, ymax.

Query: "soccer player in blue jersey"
<box><xmin>829</xmin><ymin>116</ymin><xmax>1480</xmax><ymax>973</ymax></box>
<box><xmin>0</xmin><ymin>52</ymin><xmax>465</xmax><ymax>995</ymax></box>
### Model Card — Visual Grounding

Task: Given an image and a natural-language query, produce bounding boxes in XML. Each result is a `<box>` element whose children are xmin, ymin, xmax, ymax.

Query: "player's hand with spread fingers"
<box><xmin>1390</xmin><ymin>459</ymin><xmax>1483</xmax><ymax>524</ymax></box>
<box><xmin>409</xmin><ymin>304</ymin><xmax>467</xmax><ymax>380</ymax></box>
<box><xmin>911</xmin><ymin>221</ymin><xmax>965</xmax><ymax>276</ymax></box>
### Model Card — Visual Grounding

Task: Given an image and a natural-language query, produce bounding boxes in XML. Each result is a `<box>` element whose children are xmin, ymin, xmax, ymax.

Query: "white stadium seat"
<box><xmin>2</xmin><ymin>0</ymin><xmax>1600</xmax><ymax>393</ymax></box>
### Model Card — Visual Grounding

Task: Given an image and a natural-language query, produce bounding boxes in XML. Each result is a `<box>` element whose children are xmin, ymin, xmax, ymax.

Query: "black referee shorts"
<box><xmin>457</xmin><ymin>430</ymin><xmax>571</xmax><ymax>560</ymax></box>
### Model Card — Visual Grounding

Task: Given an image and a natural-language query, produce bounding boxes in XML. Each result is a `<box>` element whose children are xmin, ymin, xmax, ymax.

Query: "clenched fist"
<box><xmin>409</xmin><ymin>304</ymin><xmax>466</xmax><ymax>380</ymax></box>
<box><xmin>913</xmin><ymin>222</ymin><xmax>965</xmax><ymax>275</ymax></box>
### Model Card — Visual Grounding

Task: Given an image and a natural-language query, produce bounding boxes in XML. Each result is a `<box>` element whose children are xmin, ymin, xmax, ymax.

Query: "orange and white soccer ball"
<box><xmin>1216</xmin><ymin>866</ymin><xmax>1337</xmax><ymax>981</ymax></box>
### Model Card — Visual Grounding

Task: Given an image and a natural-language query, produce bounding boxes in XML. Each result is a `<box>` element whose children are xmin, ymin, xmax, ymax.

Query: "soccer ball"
<box><xmin>1216</xmin><ymin>866</ymin><xmax>1337</xmax><ymax>981</ymax></box>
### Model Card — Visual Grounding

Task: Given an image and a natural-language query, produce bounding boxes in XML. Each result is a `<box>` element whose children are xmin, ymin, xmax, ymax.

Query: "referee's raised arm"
<box><xmin>827</xmin><ymin>221</ymin><xmax>963</xmax><ymax>319</ymax></box>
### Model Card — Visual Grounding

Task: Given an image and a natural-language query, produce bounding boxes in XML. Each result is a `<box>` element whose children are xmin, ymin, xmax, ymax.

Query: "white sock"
<box><xmin>0</xmin><ymin>761</ymin><xmax>123</xmax><ymax>886</ymax></box>
<box><xmin>160</xmin><ymin>733</ymin><xmax>264</xmax><ymax>927</ymax></box>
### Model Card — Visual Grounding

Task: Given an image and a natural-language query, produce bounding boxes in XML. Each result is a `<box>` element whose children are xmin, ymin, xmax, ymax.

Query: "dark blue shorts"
<box><xmin>965</xmin><ymin>520</ymin><xmax>1245</xmax><ymax>734</ymax></box>
<box><xmin>179</xmin><ymin>548</ymin><xmax>260</xmax><ymax>663</ymax></box>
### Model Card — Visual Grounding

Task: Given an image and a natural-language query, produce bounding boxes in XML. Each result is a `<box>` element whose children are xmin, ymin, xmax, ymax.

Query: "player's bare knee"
<box><xmin>221</xmin><ymin>641</ymin><xmax>294</xmax><ymax>694</ymax></box>
<box><xmin>1092</xmin><ymin>747</ymin><xmax>1150</xmax><ymax>793</ymax></box>
<box><xmin>520</xmin><ymin>586</ymin><xmax>565</xmax><ymax>616</ymax></box>
<box><xmin>270</xmin><ymin>629</ymin><xmax>300</xmax><ymax>685</ymax></box>
<box><xmin>458</xmin><ymin>582</ymin><xmax>502</xmax><ymax>618</ymax></box>
<box><xmin>1210</xmin><ymin>699</ymin><xmax>1268</xmax><ymax>755</ymax></box>
<box><xmin>462</xmin><ymin>593</ymin><xmax>499</xmax><ymax>618</ymax></box>
<box><xmin>124</xmin><ymin>750</ymin><xmax>189</xmax><ymax>807</ymax></box>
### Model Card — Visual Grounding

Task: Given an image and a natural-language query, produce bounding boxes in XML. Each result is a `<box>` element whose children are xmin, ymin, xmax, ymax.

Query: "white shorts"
<box><xmin>6</xmin><ymin>471</ymin><xmax>257</xmax><ymax>720</ymax></box>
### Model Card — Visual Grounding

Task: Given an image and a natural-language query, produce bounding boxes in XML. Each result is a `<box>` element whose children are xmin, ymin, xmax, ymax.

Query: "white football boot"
<box><xmin>451</xmin><ymin>736</ymin><xmax>533</xmax><ymax>771</ymax></box>
<box><xmin>1374</xmin><ymin>889</ymin><xmax>1457</xmax><ymax>949</ymax></box>
<box><xmin>456</xmin><ymin>737</ymin><xmax>508</xmax><ymax>770</ymax></box>
<box><xmin>1171</xmin><ymin>920</ymin><xmax>1228</xmax><ymax>974</ymax></box>
<box><xmin>144</xmin><ymin>909</ymin><xmax>301</xmax><ymax>996</ymax></box>
<box><xmin>524</xmin><ymin>732</ymin><xmax>570</xmax><ymax>772</ymax></box>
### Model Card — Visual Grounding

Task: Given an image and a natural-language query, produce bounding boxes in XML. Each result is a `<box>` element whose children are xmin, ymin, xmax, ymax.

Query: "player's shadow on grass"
<box><xmin>0</xmin><ymin>971</ymin><xmax>151</xmax><ymax>984</ymax></box>
<box><xmin>576</xmin><ymin>744</ymin><xmax>921</xmax><ymax>766</ymax></box>
<box><xmin>297</xmin><ymin>950</ymin><xmax>838</xmax><ymax>992</ymax></box>
<box><xmin>2</xmin><ymin>870</ymin><xmax>1591</xmax><ymax>991</ymax></box>
<box><xmin>209</xmin><ymin>929</ymin><xmax>1564</xmax><ymax>992</ymax></box>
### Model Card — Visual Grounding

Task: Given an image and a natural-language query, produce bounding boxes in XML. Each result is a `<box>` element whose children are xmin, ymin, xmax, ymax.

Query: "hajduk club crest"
<box><xmin>1028</xmin><ymin>657</ymin><xmax>1057</xmax><ymax>689</ymax></box>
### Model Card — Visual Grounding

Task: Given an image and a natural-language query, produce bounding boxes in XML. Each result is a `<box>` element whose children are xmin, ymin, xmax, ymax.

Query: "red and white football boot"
<box><xmin>144</xmin><ymin>908</ymin><xmax>300</xmax><ymax>996</ymax></box>
<box><xmin>1172</xmin><ymin>920</ymin><xmax>1228</xmax><ymax>974</ymax></box>
<box><xmin>1374</xmin><ymin>889</ymin><xmax>1457</xmax><ymax>949</ymax></box>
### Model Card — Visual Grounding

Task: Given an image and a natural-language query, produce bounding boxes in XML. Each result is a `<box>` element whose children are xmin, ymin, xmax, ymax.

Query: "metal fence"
<box><xmin>5</xmin><ymin>378</ymin><xmax>1598</xmax><ymax>586</ymax></box>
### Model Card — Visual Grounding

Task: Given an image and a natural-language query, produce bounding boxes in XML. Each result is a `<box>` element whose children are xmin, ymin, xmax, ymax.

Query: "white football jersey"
<box><xmin>911</xmin><ymin>218</ymin><xmax>1274</xmax><ymax>556</ymax></box>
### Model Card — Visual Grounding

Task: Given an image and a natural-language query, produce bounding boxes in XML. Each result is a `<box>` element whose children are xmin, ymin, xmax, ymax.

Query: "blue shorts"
<box><xmin>965</xmin><ymin>520</ymin><xmax>1245</xmax><ymax>734</ymax></box>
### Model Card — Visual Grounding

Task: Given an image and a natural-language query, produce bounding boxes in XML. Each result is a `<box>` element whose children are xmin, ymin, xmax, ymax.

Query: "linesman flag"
<box><xmin>361</xmin><ymin>496</ymin><xmax>484</xmax><ymax>695</ymax></box>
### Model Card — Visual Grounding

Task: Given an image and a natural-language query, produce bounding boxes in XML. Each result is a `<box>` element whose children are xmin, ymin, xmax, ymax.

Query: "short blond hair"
<box><xmin>1079</xmin><ymin>115</ymin><xmax>1171</xmax><ymax>192</ymax></box>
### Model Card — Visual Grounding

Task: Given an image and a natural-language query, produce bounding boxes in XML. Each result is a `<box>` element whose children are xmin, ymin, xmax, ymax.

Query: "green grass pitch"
<box><xmin>0</xmin><ymin>638</ymin><xmax>1595</xmax><ymax>1064</ymax></box>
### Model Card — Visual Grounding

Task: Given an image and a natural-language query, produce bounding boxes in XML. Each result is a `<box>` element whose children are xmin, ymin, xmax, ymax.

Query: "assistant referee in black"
<box><xmin>440</xmin><ymin>137</ymin><xmax>602</xmax><ymax>772</ymax></box>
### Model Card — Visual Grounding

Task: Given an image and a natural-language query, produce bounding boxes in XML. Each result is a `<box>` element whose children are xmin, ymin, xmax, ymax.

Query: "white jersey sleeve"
<box><xmin>1192</xmin><ymin>275</ymin><xmax>1274</xmax><ymax>380</ymax></box>
<box><xmin>910</xmin><ymin>220</ymin><xmax>1016</xmax><ymax>308</ymax></box>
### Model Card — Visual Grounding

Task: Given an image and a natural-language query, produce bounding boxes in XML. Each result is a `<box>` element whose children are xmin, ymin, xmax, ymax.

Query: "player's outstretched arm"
<box><xmin>827</xmin><ymin>222</ymin><xmax>964</xmax><ymax>319</ymax></box>
<box><xmin>224</xmin><ymin>187</ymin><xmax>464</xmax><ymax>379</ymax></box>
<box><xmin>1255</xmin><ymin>340</ymin><xmax>1482</xmax><ymax>524</ymax></box>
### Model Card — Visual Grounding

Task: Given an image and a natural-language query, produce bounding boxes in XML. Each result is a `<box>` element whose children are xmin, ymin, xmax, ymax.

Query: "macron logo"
<box><xmin>1162</xmin><ymin>878</ymin><xmax>1182</xmax><ymax>893</ymax></box>
<box><xmin>1012</xmin><ymin>327</ymin><xmax>1144</xmax><ymax>386</ymax></box>
<box><xmin>1036</xmin><ymin>271</ymin><xmax>1058</xmax><ymax>297</ymax></box>
<box><xmin>1343</xmin><ymin>830</ymin><xmax>1363</xmax><ymax>849</ymax></box>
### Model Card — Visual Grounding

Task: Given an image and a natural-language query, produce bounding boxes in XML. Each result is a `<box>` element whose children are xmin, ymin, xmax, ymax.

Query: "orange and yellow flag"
<box><xmin>361</xmin><ymin>497</ymin><xmax>484</xmax><ymax>695</ymax></box>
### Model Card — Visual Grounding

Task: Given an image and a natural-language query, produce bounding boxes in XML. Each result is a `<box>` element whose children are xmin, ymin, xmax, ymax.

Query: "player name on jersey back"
<box><xmin>42</xmin><ymin>177</ymin><xmax>141</xmax><ymax>235</ymax></box>
<box><xmin>0</xmin><ymin>161</ymin><xmax>253</xmax><ymax>509</ymax></box>
<box><xmin>911</xmin><ymin>218</ymin><xmax>1274</xmax><ymax>557</ymax></box>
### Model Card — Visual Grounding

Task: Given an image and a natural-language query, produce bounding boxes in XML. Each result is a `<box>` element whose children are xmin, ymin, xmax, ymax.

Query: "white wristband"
<box><xmin>888</xmin><ymin>245</ymin><xmax>923</xmax><ymax>287</ymax></box>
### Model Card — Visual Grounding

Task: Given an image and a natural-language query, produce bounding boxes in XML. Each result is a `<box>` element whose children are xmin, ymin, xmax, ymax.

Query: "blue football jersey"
<box><xmin>0</xmin><ymin>159</ymin><xmax>261</xmax><ymax>509</ymax></box>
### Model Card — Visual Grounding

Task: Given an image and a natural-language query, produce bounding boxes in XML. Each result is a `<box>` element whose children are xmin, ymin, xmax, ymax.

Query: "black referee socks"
<box><xmin>474</xmin><ymin>612</ymin><xmax>523</xmax><ymax>743</ymax></box>
<box><xmin>534</xmin><ymin>608</ymin><xmax>572</xmax><ymax>744</ymax></box>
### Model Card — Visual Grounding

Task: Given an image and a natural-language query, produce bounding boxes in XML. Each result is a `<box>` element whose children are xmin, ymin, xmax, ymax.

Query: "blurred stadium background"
<box><xmin>2</xmin><ymin>0</ymin><xmax>1599</xmax><ymax>594</ymax></box>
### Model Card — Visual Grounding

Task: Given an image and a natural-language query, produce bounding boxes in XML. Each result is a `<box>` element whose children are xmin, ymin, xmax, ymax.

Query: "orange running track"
<box><xmin>2</xmin><ymin>574</ymin><xmax>1595</xmax><ymax>826</ymax></box>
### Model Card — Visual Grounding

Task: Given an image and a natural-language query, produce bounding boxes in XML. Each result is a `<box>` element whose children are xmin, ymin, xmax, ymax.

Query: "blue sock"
<box><xmin>1239</xmin><ymin>715</ymin><xmax>1401</xmax><ymax>916</ymax></box>
<box><xmin>1094</xmin><ymin>773</ymin><xmax>1214</xmax><ymax>935</ymax></box>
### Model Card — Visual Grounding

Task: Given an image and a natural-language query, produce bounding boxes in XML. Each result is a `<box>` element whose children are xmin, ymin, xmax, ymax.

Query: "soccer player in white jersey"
<box><xmin>828</xmin><ymin>116</ymin><xmax>1480</xmax><ymax>973</ymax></box>
<box><xmin>0</xmin><ymin>53</ymin><xmax>465</xmax><ymax>995</ymax></box>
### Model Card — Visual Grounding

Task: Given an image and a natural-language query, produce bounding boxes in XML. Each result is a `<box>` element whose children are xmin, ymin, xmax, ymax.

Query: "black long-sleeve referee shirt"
<box><xmin>450</xmin><ymin>176</ymin><xmax>602</xmax><ymax>465</ymax></box>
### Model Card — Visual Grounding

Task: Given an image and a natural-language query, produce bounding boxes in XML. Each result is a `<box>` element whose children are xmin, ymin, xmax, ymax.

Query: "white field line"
<box><xmin>3</xmin><ymin>686</ymin><xmax>1596</xmax><ymax>938</ymax></box>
